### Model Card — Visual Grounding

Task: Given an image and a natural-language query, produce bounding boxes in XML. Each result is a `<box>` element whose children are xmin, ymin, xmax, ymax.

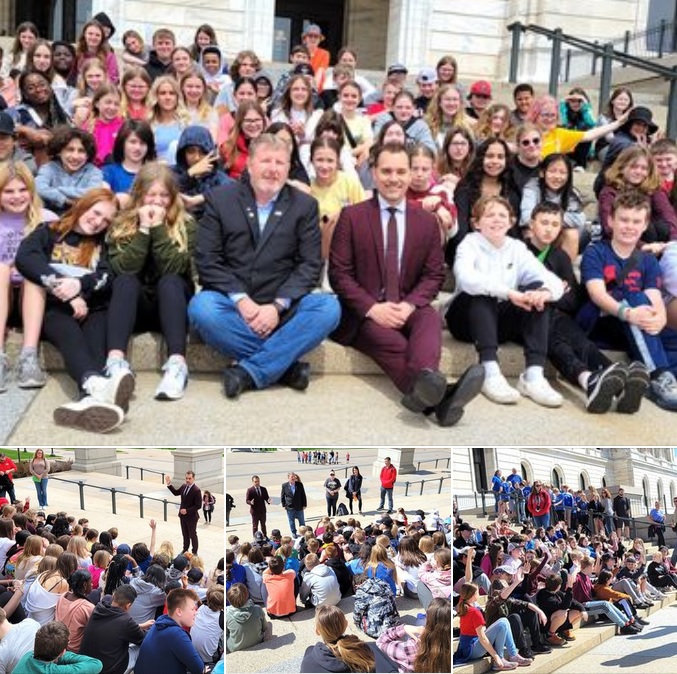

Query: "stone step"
<box><xmin>4</xmin><ymin>327</ymin><xmax>544</xmax><ymax>379</ymax></box>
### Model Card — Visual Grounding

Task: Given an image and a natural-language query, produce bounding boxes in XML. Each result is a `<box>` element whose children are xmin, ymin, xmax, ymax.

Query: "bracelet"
<box><xmin>617</xmin><ymin>300</ymin><xmax>630</xmax><ymax>322</ymax></box>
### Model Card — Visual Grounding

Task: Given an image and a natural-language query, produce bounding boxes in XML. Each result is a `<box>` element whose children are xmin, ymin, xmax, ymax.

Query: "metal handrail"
<box><xmin>507</xmin><ymin>21</ymin><xmax>677</xmax><ymax>138</ymax></box>
<box><xmin>48</xmin><ymin>475</ymin><xmax>179</xmax><ymax>521</ymax></box>
<box><xmin>416</xmin><ymin>456</ymin><xmax>451</xmax><ymax>471</ymax></box>
<box><xmin>124</xmin><ymin>465</ymin><xmax>167</xmax><ymax>484</ymax></box>
<box><xmin>403</xmin><ymin>476</ymin><xmax>450</xmax><ymax>497</ymax></box>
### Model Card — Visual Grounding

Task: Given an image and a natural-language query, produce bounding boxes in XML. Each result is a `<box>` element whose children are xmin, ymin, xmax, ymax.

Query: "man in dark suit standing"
<box><xmin>165</xmin><ymin>471</ymin><xmax>202</xmax><ymax>554</ymax></box>
<box><xmin>245</xmin><ymin>475</ymin><xmax>271</xmax><ymax>538</ymax></box>
<box><xmin>280</xmin><ymin>472</ymin><xmax>307</xmax><ymax>536</ymax></box>
<box><xmin>188</xmin><ymin>133</ymin><xmax>341</xmax><ymax>398</ymax></box>
<box><xmin>329</xmin><ymin>142</ymin><xmax>484</xmax><ymax>426</ymax></box>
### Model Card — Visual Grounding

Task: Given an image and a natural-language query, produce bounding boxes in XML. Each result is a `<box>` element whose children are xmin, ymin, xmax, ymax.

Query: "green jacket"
<box><xmin>13</xmin><ymin>651</ymin><xmax>103</xmax><ymax>674</ymax></box>
<box><xmin>108</xmin><ymin>219</ymin><xmax>197</xmax><ymax>290</ymax></box>
<box><xmin>226</xmin><ymin>600</ymin><xmax>267</xmax><ymax>653</ymax></box>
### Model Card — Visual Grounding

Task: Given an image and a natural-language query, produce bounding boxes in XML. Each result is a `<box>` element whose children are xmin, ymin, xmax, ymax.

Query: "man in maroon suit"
<box><xmin>165</xmin><ymin>471</ymin><xmax>202</xmax><ymax>554</ymax></box>
<box><xmin>245</xmin><ymin>475</ymin><xmax>271</xmax><ymax>538</ymax></box>
<box><xmin>329</xmin><ymin>142</ymin><xmax>484</xmax><ymax>426</ymax></box>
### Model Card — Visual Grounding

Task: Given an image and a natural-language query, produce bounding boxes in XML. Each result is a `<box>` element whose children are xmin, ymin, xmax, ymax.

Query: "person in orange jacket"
<box><xmin>302</xmin><ymin>24</ymin><xmax>329</xmax><ymax>92</ymax></box>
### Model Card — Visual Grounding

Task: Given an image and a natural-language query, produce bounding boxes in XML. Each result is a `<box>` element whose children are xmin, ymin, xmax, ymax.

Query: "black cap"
<box><xmin>621</xmin><ymin>106</ymin><xmax>658</xmax><ymax>136</ymax></box>
<box><xmin>293</xmin><ymin>63</ymin><xmax>315</xmax><ymax>77</ymax></box>
<box><xmin>0</xmin><ymin>112</ymin><xmax>15</xmax><ymax>136</ymax></box>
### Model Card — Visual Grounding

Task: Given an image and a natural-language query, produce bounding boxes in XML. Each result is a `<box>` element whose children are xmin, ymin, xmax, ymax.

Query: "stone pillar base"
<box><xmin>72</xmin><ymin>449</ymin><xmax>122</xmax><ymax>475</ymax></box>
<box><xmin>372</xmin><ymin>448</ymin><xmax>417</xmax><ymax>477</ymax></box>
<box><xmin>172</xmin><ymin>448</ymin><xmax>224</xmax><ymax>494</ymax></box>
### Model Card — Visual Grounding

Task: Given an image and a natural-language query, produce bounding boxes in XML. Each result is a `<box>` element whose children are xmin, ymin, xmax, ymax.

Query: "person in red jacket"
<box><xmin>377</xmin><ymin>456</ymin><xmax>397</xmax><ymax>513</ymax></box>
<box><xmin>526</xmin><ymin>481</ymin><xmax>552</xmax><ymax>528</ymax></box>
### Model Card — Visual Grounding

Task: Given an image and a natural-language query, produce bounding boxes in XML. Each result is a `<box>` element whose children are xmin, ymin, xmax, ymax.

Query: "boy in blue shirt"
<box><xmin>580</xmin><ymin>190</ymin><xmax>677</xmax><ymax>410</ymax></box>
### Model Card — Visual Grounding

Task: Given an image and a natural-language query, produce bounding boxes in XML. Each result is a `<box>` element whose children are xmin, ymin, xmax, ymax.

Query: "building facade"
<box><xmin>454</xmin><ymin>448</ymin><xmax>677</xmax><ymax>515</ymax></box>
<box><xmin>0</xmin><ymin>0</ymin><xmax>660</xmax><ymax>78</ymax></box>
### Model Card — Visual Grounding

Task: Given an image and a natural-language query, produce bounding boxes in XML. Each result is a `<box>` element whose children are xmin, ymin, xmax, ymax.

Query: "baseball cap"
<box><xmin>387</xmin><ymin>63</ymin><xmax>408</xmax><ymax>76</ymax></box>
<box><xmin>468</xmin><ymin>80</ymin><xmax>492</xmax><ymax>98</ymax></box>
<box><xmin>417</xmin><ymin>67</ymin><xmax>438</xmax><ymax>84</ymax></box>
<box><xmin>494</xmin><ymin>565</ymin><xmax>516</xmax><ymax>575</ymax></box>
<box><xmin>330</xmin><ymin>471</ymin><xmax>335</xmax><ymax>475</ymax></box>
<box><xmin>293</xmin><ymin>63</ymin><xmax>315</xmax><ymax>77</ymax></box>
<box><xmin>410</xmin><ymin>515</ymin><xmax>423</xmax><ymax>523</ymax></box>
<box><xmin>303</xmin><ymin>23</ymin><xmax>324</xmax><ymax>38</ymax></box>
<box><xmin>457</xmin><ymin>523</ymin><xmax>473</xmax><ymax>532</ymax></box>
<box><xmin>0</xmin><ymin>112</ymin><xmax>15</xmax><ymax>136</ymax></box>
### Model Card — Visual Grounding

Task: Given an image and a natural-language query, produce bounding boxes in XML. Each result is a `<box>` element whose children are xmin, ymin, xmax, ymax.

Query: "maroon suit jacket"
<box><xmin>328</xmin><ymin>196</ymin><xmax>445</xmax><ymax>344</ymax></box>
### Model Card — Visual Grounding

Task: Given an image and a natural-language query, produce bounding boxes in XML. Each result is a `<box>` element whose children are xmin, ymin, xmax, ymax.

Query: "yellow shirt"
<box><xmin>541</xmin><ymin>127</ymin><xmax>585</xmax><ymax>158</ymax></box>
<box><xmin>310</xmin><ymin>172</ymin><xmax>366</xmax><ymax>219</ymax></box>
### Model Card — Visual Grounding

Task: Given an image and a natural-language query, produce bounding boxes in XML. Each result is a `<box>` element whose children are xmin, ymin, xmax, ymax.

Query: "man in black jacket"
<box><xmin>165</xmin><ymin>471</ymin><xmax>202</xmax><ymax>554</ymax></box>
<box><xmin>80</xmin><ymin>585</ymin><xmax>152</xmax><ymax>674</ymax></box>
<box><xmin>245</xmin><ymin>475</ymin><xmax>271</xmax><ymax>538</ymax></box>
<box><xmin>188</xmin><ymin>133</ymin><xmax>340</xmax><ymax>399</ymax></box>
<box><xmin>281</xmin><ymin>472</ymin><xmax>307</xmax><ymax>536</ymax></box>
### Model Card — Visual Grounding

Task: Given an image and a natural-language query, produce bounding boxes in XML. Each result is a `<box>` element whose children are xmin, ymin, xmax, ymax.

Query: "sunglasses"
<box><xmin>520</xmin><ymin>138</ymin><xmax>541</xmax><ymax>147</ymax></box>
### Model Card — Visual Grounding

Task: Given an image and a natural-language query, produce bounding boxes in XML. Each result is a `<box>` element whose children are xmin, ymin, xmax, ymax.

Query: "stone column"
<box><xmin>72</xmin><ymin>448</ymin><xmax>122</xmax><ymax>475</ymax></box>
<box><xmin>243</xmin><ymin>0</ymin><xmax>275</xmax><ymax>62</ymax></box>
<box><xmin>385</xmin><ymin>0</ymin><xmax>432</xmax><ymax>72</ymax></box>
<box><xmin>172</xmin><ymin>448</ymin><xmax>224</xmax><ymax>493</ymax></box>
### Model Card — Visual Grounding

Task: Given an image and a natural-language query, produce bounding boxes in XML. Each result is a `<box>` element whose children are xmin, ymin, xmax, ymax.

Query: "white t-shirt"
<box><xmin>0</xmin><ymin>619</ymin><xmax>41</xmax><ymax>674</ymax></box>
<box><xmin>191</xmin><ymin>605</ymin><xmax>223</xmax><ymax>663</ymax></box>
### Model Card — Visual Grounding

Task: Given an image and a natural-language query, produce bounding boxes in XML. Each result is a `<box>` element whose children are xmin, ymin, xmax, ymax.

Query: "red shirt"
<box><xmin>0</xmin><ymin>458</ymin><xmax>17</xmax><ymax>482</ymax></box>
<box><xmin>460</xmin><ymin>604</ymin><xmax>485</xmax><ymax>636</ymax></box>
<box><xmin>380</xmin><ymin>465</ymin><xmax>397</xmax><ymax>489</ymax></box>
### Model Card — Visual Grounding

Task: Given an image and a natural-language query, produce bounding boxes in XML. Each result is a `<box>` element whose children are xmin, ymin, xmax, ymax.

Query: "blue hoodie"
<box><xmin>134</xmin><ymin>614</ymin><xmax>204</xmax><ymax>674</ymax></box>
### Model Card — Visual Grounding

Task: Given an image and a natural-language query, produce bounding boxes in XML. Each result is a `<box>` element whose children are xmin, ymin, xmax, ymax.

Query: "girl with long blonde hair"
<box><xmin>147</xmin><ymin>76</ymin><xmax>190</xmax><ymax>164</ymax></box>
<box><xmin>105</xmin><ymin>162</ymin><xmax>196</xmax><ymax>402</ymax></box>
<box><xmin>0</xmin><ymin>161</ymin><xmax>58</xmax><ymax>391</ymax></box>
<box><xmin>426</xmin><ymin>83</ymin><xmax>474</xmax><ymax>149</ymax></box>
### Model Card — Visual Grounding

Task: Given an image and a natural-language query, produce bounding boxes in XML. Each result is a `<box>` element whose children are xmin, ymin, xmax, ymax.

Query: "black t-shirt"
<box><xmin>511</xmin><ymin>157</ymin><xmax>540</xmax><ymax>194</ymax></box>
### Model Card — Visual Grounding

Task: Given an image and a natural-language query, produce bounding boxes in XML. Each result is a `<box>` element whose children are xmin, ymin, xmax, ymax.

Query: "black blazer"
<box><xmin>196</xmin><ymin>181</ymin><xmax>322</xmax><ymax>303</ymax></box>
<box><xmin>345</xmin><ymin>474</ymin><xmax>363</xmax><ymax>496</ymax></box>
<box><xmin>167</xmin><ymin>482</ymin><xmax>202</xmax><ymax>520</ymax></box>
<box><xmin>280</xmin><ymin>481</ymin><xmax>307</xmax><ymax>511</ymax></box>
<box><xmin>245</xmin><ymin>485</ymin><xmax>270</xmax><ymax>515</ymax></box>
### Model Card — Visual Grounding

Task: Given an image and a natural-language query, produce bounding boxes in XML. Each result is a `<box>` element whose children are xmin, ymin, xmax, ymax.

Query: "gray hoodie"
<box><xmin>299</xmin><ymin>564</ymin><xmax>342</xmax><ymax>608</ymax></box>
<box><xmin>225</xmin><ymin>599</ymin><xmax>267</xmax><ymax>653</ymax></box>
<box><xmin>128</xmin><ymin>577</ymin><xmax>166</xmax><ymax>624</ymax></box>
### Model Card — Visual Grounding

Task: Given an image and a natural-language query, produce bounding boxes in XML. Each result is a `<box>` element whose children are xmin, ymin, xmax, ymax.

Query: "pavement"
<box><xmin>4</xmin><ymin>370</ymin><xmax>677</xmax><ymax>445</ymax></box>
<box><xmin>225</xmin><ymin>448</ymin><xmax>451</xmax><ymax>673</ymax></box>
<box><xmin>8</xmin><ymin>448</ymin><xmax>224</xmax><ymax>572</ymax></box>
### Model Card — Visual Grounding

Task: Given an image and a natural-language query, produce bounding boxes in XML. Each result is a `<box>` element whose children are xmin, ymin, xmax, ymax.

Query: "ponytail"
<box><xmin>328</xmin><ymin>635</ymin><xmax>375</xmax><ymax>673</ymax></box>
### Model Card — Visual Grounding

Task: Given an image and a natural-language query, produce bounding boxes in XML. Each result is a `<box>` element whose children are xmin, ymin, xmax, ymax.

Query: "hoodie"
<box><xmin>134</xmin><ymin>614</ymin><xmax>204</xmax><ymax>674</ymax></box>
<box><xmin>12</xmin><ymin>651</ymin><xmax>103</xmax><ymax>674</ymax></box>
<box><xmin>127</xmin><ymin>577</ymin><xmax>166</xmax><ymax>624</ymax></box>
<box><xmin>92</xmin><ymin>12</ymin><xmax>116</xmax><ymax>39</ymax></box>
<box><xmin>79</xmin><ymin>597</ymin><xmax>146</xmax><ymax>674</ymax></box>
<box><xmin>199</xmin><ymin>46</ymin><xmax>229</xmax><ymax>90</ymax></box>
<box><xmin>299</xmin><ymin>564</ymin><xmax>341</xmax><ymax>608</ymax></box>
<box><xmin>172</xmin><ymin>125</ymin><xmax>232</xmax><ymax>219</ymax></box>
<box><xmin>225</xmin><ymin>599</ymin><xmax>267</xmax><ymax>653</ymax></box>
<box><xmin>300</xmin><ymin>640</ymin><xmax>399</xmax><ymax>673</ymax></box>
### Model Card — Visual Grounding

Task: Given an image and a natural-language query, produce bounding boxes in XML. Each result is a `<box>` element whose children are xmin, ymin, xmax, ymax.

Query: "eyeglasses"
<box><xmin>450</xmin><ymin>140</ymin><xmax>469</xmax><ymax>147</ymax></box>
<box><xmin>243</xmin><ymin>118</ymin><xmax>264</xmax><ymax>125</ymax></box>
<box><xmin>520</xmin><ymin>138</ymin><xmax>541</xmax><ymax>147</ymax></box>
<box><xmin>539</xmin><ymin>112</ymin><xmax>557</xmax><ymax>119</ymax></box>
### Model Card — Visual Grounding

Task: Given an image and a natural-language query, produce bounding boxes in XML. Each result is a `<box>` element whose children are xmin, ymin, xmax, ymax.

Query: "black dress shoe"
<box><xmin>401</xmin><ymin>369</ymin><xmax>447</xmax><ymax>413</ymax></box>
<box><xmin>279</xmin><ymin>361</ymin><xmax>311</xmax><ymax>391</ymax></box>
<box><xmin>223</xmin><ymin>365</ymin><xmax>254</xmax><ymax>399</ymax></box>
<box><xmin>434</xmin><ymin>364</ymin><xmax>485</xmax><ymax>427</ymax></box>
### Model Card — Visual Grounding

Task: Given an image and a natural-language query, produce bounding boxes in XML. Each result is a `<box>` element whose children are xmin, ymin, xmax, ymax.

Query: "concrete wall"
<box><xmin>345</xmin><ymin>0</ymin><xmax>390</xmax><ymax>70</ymax></box>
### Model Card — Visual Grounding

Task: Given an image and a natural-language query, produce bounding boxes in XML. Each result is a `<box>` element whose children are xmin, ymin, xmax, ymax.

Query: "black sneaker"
<box><xmin>532</xmin><ymin>644</ymin><xmax>552</xmax><ymax>654</ymax></box>
<box><xmin>586</xmin><ymin>362</ymin><xmax>626</xmax><ymax>413</ymax></box>
<box><xmin>635</xmin><ymin>616</ymin><xmax>650</xmax><ymax>626</ymax></box>
<box><xmin>617</xmin><ymin>361</ymin><xmax>650</xmax><ymax>414</ymax></box>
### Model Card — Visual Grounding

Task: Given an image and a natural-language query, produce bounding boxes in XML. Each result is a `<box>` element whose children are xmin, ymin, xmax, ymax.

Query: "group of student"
<box><xmin>226</xmin><ymin>508</ymin><xmax>452</xmax><ymax>672</ymax></box>
<box><xmin>0</xmin><ymin>489</ymin><xmax>224</xmax><ymax>673</ymax></box>
<box><xmin>2</xmin><ymin>15</ymin><xmax>677</xmax><ymax>431</ymax></box>
<box><xmin>452</xmin><ymin>502</ymin><xmax>677</xmax><ymax>670</ymax></box>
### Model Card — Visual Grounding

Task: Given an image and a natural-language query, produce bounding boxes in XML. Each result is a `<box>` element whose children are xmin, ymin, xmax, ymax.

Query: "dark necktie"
<box><xmin>184</xmin><ymin>484</ymin><xmax>191</xmax><ymax>497</ymax></box>
<box><xmin>257</xmin><ymin>487</ymin><xmax>261</xmax><ymax>498</ymax></box>
<box><xmin>385</xmin><ymin>207</ymin><xmax>400</xmax><ymax>302</ymax></box>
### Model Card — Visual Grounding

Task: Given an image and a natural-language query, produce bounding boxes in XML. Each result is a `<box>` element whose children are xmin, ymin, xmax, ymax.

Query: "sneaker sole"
<box><xmin>114</xmin><ymin>372</ymin><xmax>135</xmax><ymax>413</ymax></box>
<box><xmin>53</xmin><ymin>405</ymin><xmax>122</xmax><ymax>433</ymax></box>
<box><xmin>155</xmin><ymin>379</ymin><xmax>187</xmax><ymax>401</ymax></box>
<box><xmin>587</xmin><ymin>373</ymin><xmax>625</xmax><ymax>414</ymax></box>
<box><xmin>17</xmin><ymin>377</ymin><xmax>47</xmax><ymax>389</ymax></box>
<box><xmin>435</xmin><ymin>365</ymin><xmax>485</xmax><ymax>426</ymax></box>
<box><xmin>617</xmin><ymin>375</ymin><xmax>650</xmax><ymax>414</ymax></box>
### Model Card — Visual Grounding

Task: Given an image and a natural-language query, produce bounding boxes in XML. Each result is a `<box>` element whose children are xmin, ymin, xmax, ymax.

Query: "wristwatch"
<box><xmin>273</xmin><ymin>299</ymin><xmax>287</xmax><ymax>315</ymax></box>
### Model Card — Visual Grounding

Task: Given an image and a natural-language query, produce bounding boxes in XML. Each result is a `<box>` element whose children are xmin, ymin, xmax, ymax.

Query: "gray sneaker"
<box><xmin>0</xmin><ymin>353</ymin><xmax>8</xmax><ymax>393</ymax></box>
<box><xmin>15</xmin><ymin>351</ymin><xmax>47</xmax><ymax>389</ymax></box>
<box><xmin>648</xmin><ymin>371</ymin><xmax>677</xmax><ymax>411</ymax></box>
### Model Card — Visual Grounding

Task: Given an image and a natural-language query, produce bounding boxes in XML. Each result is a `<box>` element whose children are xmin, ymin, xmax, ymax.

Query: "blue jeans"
<box><xmin>468</xmin><ymin>617</ymin><xmax>518</xmax><ymax>659</ymax></box>
<box><xmin>286</xmin><ymin>509</ymin><xmax>305</xmax><ymax>536</ymax></box>
<box><xmin>379</xmin><ymin>487</ymin><xmax>393</xmax><ymax>511</ymax></box>
<box><xmin>34</xmin><ymin>478</ymin><xmax>48</xmax><ymax>507</ymax></box>
<box><xmin>188</xmin><ymin>291</ymin><xmax>340</xmax><ymax>388</ymax></box>
<box><xmin>533</xmin><ymin>513</ymin><xmax>550</xmax><ymax>528</ymax></box>
<box><xmin>583</xmin><ymin>600</ymin><xmax>627</xmax><ymax>627</ymax></box>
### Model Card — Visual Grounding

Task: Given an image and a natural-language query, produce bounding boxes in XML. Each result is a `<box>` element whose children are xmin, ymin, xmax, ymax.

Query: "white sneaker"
<box><xmin>53</xmin><ymin>397</ymin><xmax>123</xmax><ymax>433</ymax></box>
<box><xmin>482</xmin><ymin>374</ymin><xmax>520</xmax><ymax>404</ymax></box>
<box><xmin>155</xmin><ymin>356</ymin><xmax>188</xmax><ymax>400</ymax></box>
<box><xmin>517</xmin><ymin>374</ymin><xmax>563</xmax><ymax>407</ymax></box>
<box><xmin>83</xmin><ymin>371</ymin><xmax>135</xmax><ymax>413</ymax></box>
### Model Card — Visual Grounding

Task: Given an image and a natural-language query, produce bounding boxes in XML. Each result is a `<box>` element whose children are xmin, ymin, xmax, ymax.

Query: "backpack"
<box><xmin>337</xmin><ymin>502</ymin><xmax>349</xmax><ymax>517</ymax></box>
<box><xmin>353</xmin><ymin>577</ymin><xmax>400</xmax><ymax>638</ymax></box>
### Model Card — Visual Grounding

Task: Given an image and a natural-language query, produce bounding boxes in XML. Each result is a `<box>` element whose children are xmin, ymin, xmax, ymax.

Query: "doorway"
<box><xmin>471</xmin><ymin>448</ymin><xmax>488</xmax><ymax>492</ymax></box>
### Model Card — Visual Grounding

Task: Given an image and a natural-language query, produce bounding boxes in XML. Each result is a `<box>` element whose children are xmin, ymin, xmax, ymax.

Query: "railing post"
<box><xmin>481</xmin><ymin>492</ymin><xmax>487</xmax><ymax>516</ymax></box>
<box><xmin>667</xmin><ymin>70</ymin><xmax>677</xmax><ymax>140</ymax></box>
<box><xmin>78</xmin><ymin>481</ymin><xmax>85</xmax><ymax>511</ymax></box>
<box><xmin>549</xmin><ymin>28</ymin><xmax>563</xmax><ymax>96</ymax></box>
<box><xmin>435</xmin><ymin>459</ymin><xmax>439</xmax><ymax>469</ymax></box>
<box><xmin>599</xmin><ymin>43</ymin><xmax>614</xmax><ymax>116</ymax></box>
<box><xmin>419</xmin><ymin>480</ymin><xmax>424</xmax><ymax>496</ymax></box>
<box><xmin>564</xmin><ymin>48</ymin><xmax>571</xmax><ymax>82</ymax></box>
<box><xmin>404</xmin><ymin>482</ymin><xmax>410</xmax><ymax>497</ymax></box>
<box><xmin>508</xmin><ymin>22</ymin><xmax>522</xmax><ymax>83</ymax></box>
<box><xmin>623</xmin><ymin>30</ymin><xmax>630</xmax><ymax>66</ymax></box>
<box><xmin>111</xmin><ymin>488</ymin><xmax>116</xmax><ymax>515</ymax></box>
<box><xmin>139</xmin><ymin>494</ymin><xmax>144</xmax><ymax>519</ymax></box>
<box><xmin>125</xmin><ymin>466</ymin><xmax>129</xmax><ymax>480</ymax></box>
<box><xmin>438</xmin><ymin>478</ymin><xmax>443</xmax><ymax>494</ymax></box>
<box><xmin>163</xmin><ymin>499</ymin><xmax>169</xmax><ymax>522</ymax></box>
<box><xmin>140</xmin><ymin>468</ymin><xmax>144</xmax><ymax>481</ymax></box>
<box><xmin>660</xmin><ymin>19</ymin><xmax>667</xmax><ymax>59</ymax></box>
<box><xmin>591</xmin><ymin>40</ymin><xmax>599</xmax><ymax>75</ymax></box>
